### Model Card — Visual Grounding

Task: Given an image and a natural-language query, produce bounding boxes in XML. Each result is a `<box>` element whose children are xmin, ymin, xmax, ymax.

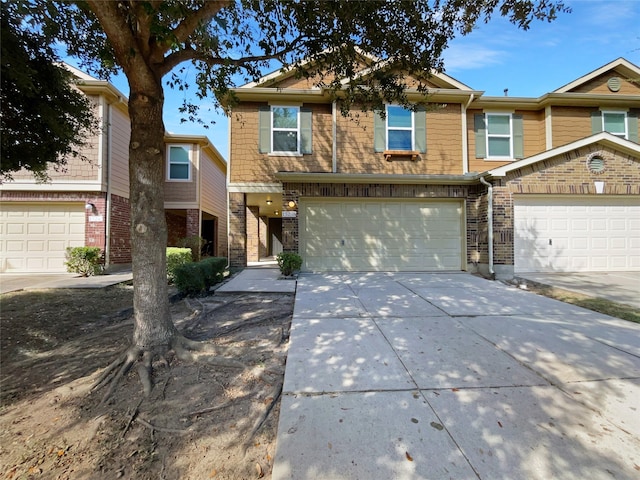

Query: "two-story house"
<box><xmin>227</xmin><ymin>57</ymin><xmax>640</xmax><ymax>278</ymax></box>
<box><xmin>0</xmin><ymin>65</ymin><xmax>228</xmax><ymax>273</ymax></box>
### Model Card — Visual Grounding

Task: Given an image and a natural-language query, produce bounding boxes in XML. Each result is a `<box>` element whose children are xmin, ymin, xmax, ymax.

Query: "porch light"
<box><xmin>266</xmin><ymin>199</ymin><xmax>273</xmax><ymax>205</ymax></box>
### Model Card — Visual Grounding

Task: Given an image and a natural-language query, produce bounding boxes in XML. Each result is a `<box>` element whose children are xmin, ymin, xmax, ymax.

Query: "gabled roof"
<box><xmin>485</xmin><ymin>132</ymin><xmax>640</xmax><ymax>178</ymax></box>
<box><xmin>241</xmin><ymin>48</ymin><xmax>471</xmax><ymax>91</ymax></box>
<box><xmin>553</xmin><ymin>58</ymin><xmax>640</xmax><ymax>93</ymax></box>
<box><xmin>240</xmin><ymin>47</ymin><xmax>380</xmax><ymax>89</ymax></box>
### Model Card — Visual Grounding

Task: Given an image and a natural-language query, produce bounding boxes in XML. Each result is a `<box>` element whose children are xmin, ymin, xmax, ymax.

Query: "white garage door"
<box><xmin>300</xmin><ymin>199</ymin><xmax>464</xmax><ymax>272</ymax></box>
<box><xmin>514</xmin><ymin>196</ymin><xmax>640</xmax><ymax>273</ymax></box>
<box><xmin>0</xmin><ymin>203</ymin><xmax>85</xmax><ymax>273</ymax></box>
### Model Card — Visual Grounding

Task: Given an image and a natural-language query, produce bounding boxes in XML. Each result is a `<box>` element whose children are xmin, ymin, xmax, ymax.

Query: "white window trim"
<box><xmin>166</xmin><ymin>144</ymin><xmax>192</xmax><ymax>182</ymax></box>
<box><xmin>601</xmin><ymin>110</ymin><xmax>628</xmax><ymax>139</ymax></box>
<box><xmin>486</xmin><ymin>113</ymin><xmax>513</xmax><ymax>159</ymax></box>
<box><xmin>271</xmin><ymin>105</ymin><xmax>301</xmax><ymax>154</ymax></box>
<box><xmin>386</xmin><ymin>105</ymin><xmax>415</xmax><ymax>151</ymax></box>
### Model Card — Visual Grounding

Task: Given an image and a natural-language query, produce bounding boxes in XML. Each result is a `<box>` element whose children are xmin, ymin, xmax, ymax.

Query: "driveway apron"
<box><xmin>272</xmin><ymin>272</ymin><xmax>640</xmax><ymax>480</ymax></box>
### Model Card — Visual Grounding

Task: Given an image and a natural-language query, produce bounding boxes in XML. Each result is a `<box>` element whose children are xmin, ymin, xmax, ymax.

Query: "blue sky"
<box><xmin>92</xmin><ymin>0</ymin><xmax>640</xmax><ymax>161</ymax></box>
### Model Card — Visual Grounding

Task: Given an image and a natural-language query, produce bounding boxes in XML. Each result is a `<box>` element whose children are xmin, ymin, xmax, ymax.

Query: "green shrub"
<box><xmin>173</xmin><ymin>262</ymin><xmax>205</xmax><ymax>296</ymax></box>
<box><xmin>177</xmin><ymin>235</ymin><xmax>205</xmax><ymax>262</ymax></box>
<box><xmin>173</xmin><ymin>256</ymin><xmax>227</xmax><ymax>296</ymax></box>
<box><xmin>65</xmin><ymin>246</ymin><xmax>103</xmax><ymax>276</ymax></box>
<box><xmin>167</xmin><ymin>247</ymin><xmax>192</xmax><ymax>282</ymax></box>
<box><xmin>199</xmin><ymin>257</ymin><xmax>227</xmax><ymax>289</ymax></box>
<box><xmin>276</xmin><ymin>252</ymin><xmax>302</xmax><ymax>276</ymax></box>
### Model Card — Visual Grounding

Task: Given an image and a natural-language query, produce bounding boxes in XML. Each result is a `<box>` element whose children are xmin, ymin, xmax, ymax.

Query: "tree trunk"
<box><xmin>128</xmin><ymin>79</ymin><xmax>179</xmax><ymax>348</ymax></box>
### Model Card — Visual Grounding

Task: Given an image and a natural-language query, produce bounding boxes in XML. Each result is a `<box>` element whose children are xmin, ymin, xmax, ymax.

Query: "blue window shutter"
<box><xmin>258</xmin><ymin>106</ymin><xmax>271</xmax><ymax>153</ymax></box>
<box><xmin>628</xmin><ymin>111</ymin><xmax>638</xmax><ymax>143</ymax></box>
<box><xmin>591</xmin><ymin>111</ymin><xmax>603</xmax><ymax>134</ymax></box>
<box><xmin>474</xmin><ymin>114</ymin><xmax>487</xmax><ymax>159</ymax></box>
<box><xmin>512</xmin><ymin>114</ymin><xmax>524</xmax><ymax>159</ymax></box>
<box><xmin>374</xmin><ymin>110</ymin><xmax>385</xmax><ymax>152</ymax></box>
<box><xmin>300</xmin><ymin>107</ymin><xmax>312</xmax><ymax>154</ymax></box>
<box><xmin>414</xmin><ymin>106</ymin><xmax>427</xmax><ymax>153</ymax></box>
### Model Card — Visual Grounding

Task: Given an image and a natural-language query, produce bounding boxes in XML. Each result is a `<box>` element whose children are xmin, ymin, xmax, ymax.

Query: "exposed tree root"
<box><xmin>92</xmin><ymin>333</ymin><xmax>250</xmax><ymax>403</ymax></box>
<box><xmin>244</xmin><ymin>379</ymin><xmax>283</xmax><ymax>452</ymax></box>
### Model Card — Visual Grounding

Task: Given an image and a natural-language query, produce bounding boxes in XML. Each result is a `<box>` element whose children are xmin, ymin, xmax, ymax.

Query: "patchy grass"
<box><xmin>525</xmin><ymin>284</ymin><xmax>640</xmax><ymax>324</ymax></box>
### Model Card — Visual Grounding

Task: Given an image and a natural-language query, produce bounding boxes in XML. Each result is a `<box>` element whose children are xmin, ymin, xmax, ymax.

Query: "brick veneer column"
<box><xmin>228</xmin><ymin>192</ymin><xmax>247</xmax><ymax>267</ymax></box>
<box><xmin>246</xmin><ymin>206</ymin><xmax>260</xmax><ymax>262</ymax></box>
<box><xmin>186</xmin><ymin>209</ymin><xmax>200</xmax><ymax>237</ymax></box>
<box><xmin>259</xmin><ymin>216</ymin><xmax>268</xmax><ymax>259</ymax></box>
<box><xmin>282</xmin><ymin>186</ymin><xmax>300</xmax><ymax>253</ymax></box>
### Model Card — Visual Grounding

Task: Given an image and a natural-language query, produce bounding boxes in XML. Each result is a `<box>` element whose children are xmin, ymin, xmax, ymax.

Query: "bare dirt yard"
<box><xmin>1</xmin><ymin>282</ymin><xmax>294</xmax><ymax>480</ymax></box>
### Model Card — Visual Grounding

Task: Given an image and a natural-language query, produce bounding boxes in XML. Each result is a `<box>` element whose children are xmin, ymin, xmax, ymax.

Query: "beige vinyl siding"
<box><xmin>568</xmin><ymin>71</ymin><xmax>640</xmax><ymax>95</ymax></box>
<box><xmin>338</xmin><ymin>103</ymin><xmax>463</xmax><ymax>175</ymax></box>
<box><xmin>200</xmin><ymin>150</ymin><xmax>228</xmax><ymax>257</ymax></box>
<box><xmin>164</xmin><ymin>143</ymin><xmax>198</xmax><ymax>203</ymax></box>
<box><xmin>550</xmin><ymin>106</ymin><xmax>593</xmax><ymax>148</ymax></box>
<box><xmin>230</xmin><ymin>102</ymin><xmax>333</xmax><ymax>184</ymax></box>
<box><xmin>108</xmin><ymin>105</ymin><xmax>131</xmax><ymax>198</ymax></box>
<box><xmin>468</xmin><ymin>110</ymin><xmax>547</xmax><ymax>173</ymax></box>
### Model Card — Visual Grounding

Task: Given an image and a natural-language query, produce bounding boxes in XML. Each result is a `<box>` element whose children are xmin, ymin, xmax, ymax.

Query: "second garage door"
<box><xmin>299</xmin><ymin>199</ymin><xmax>464</xmax><ymax>272</ymax></box>
<box><xmin>514</xmin><ymin>196</ymin><xmax>640</xmax><ymax>273</ymax></box>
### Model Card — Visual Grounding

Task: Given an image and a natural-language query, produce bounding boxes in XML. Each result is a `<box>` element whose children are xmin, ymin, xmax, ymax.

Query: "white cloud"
<box><xmin>442</xmin><ymin>43</ymin><xmax>506</xmax><ymax>72</ymax></box>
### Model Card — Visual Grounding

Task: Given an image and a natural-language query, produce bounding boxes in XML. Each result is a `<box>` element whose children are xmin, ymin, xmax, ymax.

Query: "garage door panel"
<box><xmin>301</xmin><ymin>199</ymin><xmax>463</xmax><ymax>272</ymax></box>
<box><xmin>0</xmin><ymin>203</ymin><xmax>85</xmax><ymax>273</ymax></box>
<box><xmin>514</xmin><ymin>197</ymin><xmax>639</xmax><ymax>273</ymax></box>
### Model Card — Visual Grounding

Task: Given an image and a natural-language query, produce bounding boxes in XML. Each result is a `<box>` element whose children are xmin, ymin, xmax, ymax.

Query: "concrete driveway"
<box><xmin>273</xmin><ymin>273</ymin><xmax>640</xmax><ymax>480</ymax></box>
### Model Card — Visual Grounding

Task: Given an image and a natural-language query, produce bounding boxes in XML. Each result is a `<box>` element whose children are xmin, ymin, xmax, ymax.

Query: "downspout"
<box><xmin>105</xmin><ymin>101</ymin><xmax>112</xmax><ymax>270</ymax></box>
<box><xmin>461</xmin><ymin>94</ymin><xmax>475</xmax><ymax>174</ymax></box>
<box><xmin>226</xmin><ymin>114</ymin><xmax>232</xmax><ymax>268</ymax></box>
<box><xmin>332</xmin><ymin>100</ymin><xmax>337</xmax><ymax>173</ymax></box>
<box><xmin>479</xmin><ymin>176</ymin><xmax>494</xmax><ymax>279</ymax></box>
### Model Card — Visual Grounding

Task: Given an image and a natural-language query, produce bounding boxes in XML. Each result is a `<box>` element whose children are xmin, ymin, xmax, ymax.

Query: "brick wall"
<box><xmin>166</xmin><ymin>211</ymin><xmax>187</xmax><ymax>246</ymax></box>
<box><xmin>229</xmin><ymin>192</ymin><xmax>247</xmax><ymax>267</ymax></box>
<box><xmin>109</xmin><ymin>194</ymin><xmax>131</xmax><ymax>265</ymax></box>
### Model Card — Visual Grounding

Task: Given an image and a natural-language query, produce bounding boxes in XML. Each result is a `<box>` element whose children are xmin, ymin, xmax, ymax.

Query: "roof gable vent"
<box><xmin>607</xmin><ymin>77</ymin><xmax>621</xmax><ymax>92</ymax></box>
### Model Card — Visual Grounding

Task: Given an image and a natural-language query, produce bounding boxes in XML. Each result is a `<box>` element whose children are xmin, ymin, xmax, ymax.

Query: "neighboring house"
<box><xmin>0</xmin><ymin>66</ymin><xmax>228</xmax><ymax>273</ymax></box>
<box><xmin>226</xmin><ymin>57</ymin><xmax>640</xmax><ymax>278</ymax></box>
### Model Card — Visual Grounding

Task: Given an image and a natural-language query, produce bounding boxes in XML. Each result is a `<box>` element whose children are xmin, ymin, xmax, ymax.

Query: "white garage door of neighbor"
<box><xmin>0</xmin><ymin>203</ymin><xmax>86</xmax><ymax>273</ymax></box>
<box><xmin>514</xmin><ymin>196</ymin><xmax>640</xmax><ymax>273</ymax></box>
<box><xmin>300</xmin><ymin>199</ymin><xmax>464</xmax><ymax>272</ymax></box>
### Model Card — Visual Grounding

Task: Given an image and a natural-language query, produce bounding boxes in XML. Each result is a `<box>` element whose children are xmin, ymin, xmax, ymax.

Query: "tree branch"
<box><xmin>171</xmin><ymin>0</ymin><xmax>230</xmax><ymax>47</ymax></box>
<box><xmin>85</xmin><ymin>0</ymin><xmax>152</xmax><ymax>84</ymax></box>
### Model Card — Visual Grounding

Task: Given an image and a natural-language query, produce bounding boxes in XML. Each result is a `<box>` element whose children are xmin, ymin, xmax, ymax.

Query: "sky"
<box><xmin>81</xmin><ymin>0</ymin><xmax>640</xmax><ymax>162</ymax></box>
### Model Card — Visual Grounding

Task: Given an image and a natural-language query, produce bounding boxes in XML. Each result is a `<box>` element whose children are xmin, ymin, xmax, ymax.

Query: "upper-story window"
<box><xmin>474</xmin><ymin>112</ymin><xmax>524</xmax><ymax>160</ymax></box>
<box><xmin>258</xmin><ymin>105</ymin><xmax>312</xmax><ymax>155</ymax></box>
<box><xmin>272</xmin><ymin>106</ymin><xmax>300</xmax><ymax>153</ymax></box>
<box><xmin>486</xmin><ymin>113</ymin><xmax>512</xmax><ymax>158</ymax></box>
<box><xmin>373</xmin><ymin>105</ymin><xmax>426</xmax><ymax>154</ymax></box>
<box><xmin>167</xmin><ymin>144</ymin><xmax>191</xmax><ymax>181</ymax></box>
<box><xmin>386</xmin><ymin>106</ymin><xmax>414</xmax><ymax>150</ymax></box>
<box><xmin>602</xmin><ymin>111</ymin><xmax>627</xmax><ymax>138</ymax></box>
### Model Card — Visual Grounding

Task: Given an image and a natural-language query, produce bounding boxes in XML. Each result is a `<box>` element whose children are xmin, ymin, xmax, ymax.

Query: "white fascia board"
<box><xmin>485</xmin><ymin>132</ymin><xmax>640</xmax><ymax>178</ymax></box>
<box><xmin>227</xmin><ymin>183</ymin><xmax>282</xmax><ymax>193</ymax></box>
